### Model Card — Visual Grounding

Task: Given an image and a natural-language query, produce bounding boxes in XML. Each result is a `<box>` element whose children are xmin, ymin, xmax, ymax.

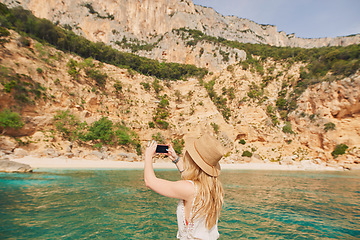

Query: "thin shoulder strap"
<box><xmin>186</xmin><ymin>180</ymin><xmax>197</xmax><ymax>221</ymax></box>
<box><xmin>186</xmin><ymin>180</ymin><xmax>197</xmax><ymax>194</ymax></box>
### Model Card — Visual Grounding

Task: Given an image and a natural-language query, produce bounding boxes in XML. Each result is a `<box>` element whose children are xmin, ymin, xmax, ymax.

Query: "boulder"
<box><xmin>0</xmin><ymin>136</ymin><xmax>17</xmax><ymax>151</ymax></box>
<box><xmin>118</xmin><ymin>152</ymin><xmax>137</xmax><ymax>162</ymax></box>
<box><xmin>73</xmin><ymin>150</ymin><xmax>82</xmax><ymax>157</ymax></box>
<box><xmin>0</xmin><ymin>160</ymin><xmax>33</xmax><ymax>173</ymax></box>
<box><xmin>89</xmin><ymin>150</ymin><xmax>105</xmax><ymax>160</ymax></box>
<box><xmin>64</xmin><ymin>152</ymin><xmax>74</xmax><ymax>158</ymax></box>
<box><xmin>44</xmin><ymin>148</ymin><xmax>60</xmax><ymax>158</ymax></box>
<box><xmin>13</xmin><ymin>148</ymin><xmax>28</xmax><ymax>158</ymax></box>
<box><xmin>280</xmin><ymin>156</ymin><xmax>295</xmax><ymax>165</ymax></box>
<box><xmin>250</xmin><ymin>157</ymin><xmax>263</xmax><ymax>163</ymax></box>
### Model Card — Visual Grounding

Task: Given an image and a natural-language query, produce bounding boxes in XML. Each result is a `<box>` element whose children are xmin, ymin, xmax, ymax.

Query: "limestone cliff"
<box><xmin>2</xmin><ymin>0</ymin><xmax>360</xmax><ymax>71</ymax></box>
<box><xmin>1</xmin><ymin>30</ymin><xmax>359</xmax><ymax>168</ymax></box>
<box><xmin>1</xmin><ymin>2</ymin><xmax>359</xmax><ymax>169</ymax></box>
<box><xmin>3</xmin><ymin>0</ymin><xmax>359</xmax><ymax>47</ymax></box>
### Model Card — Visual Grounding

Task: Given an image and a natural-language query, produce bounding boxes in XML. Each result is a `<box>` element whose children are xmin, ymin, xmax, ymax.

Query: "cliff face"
<box><xmin>1</xmin><ymin>1</ymin><xmax>359</xmax><ymax>168</ymax></box>
<box><xmin>2</xmin><ymin>0</ymin><xmax>359</xmax><ymax>71</ymax></box>
<box><xmin>0</xmin><ymin>29</ymin><xmax>359</xmax><ymax>167</ymax></box>
<box><xmin>4</xmin><ymin>0</ymin><xmax>359</xmax><ymax>48</ymax></box>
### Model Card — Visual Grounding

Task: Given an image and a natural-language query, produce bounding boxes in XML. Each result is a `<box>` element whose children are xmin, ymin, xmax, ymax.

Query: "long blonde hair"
<box><xmin>182</xmin><ymin>151</ymin><xmax>224</xmax><ymax>230</ymax></box>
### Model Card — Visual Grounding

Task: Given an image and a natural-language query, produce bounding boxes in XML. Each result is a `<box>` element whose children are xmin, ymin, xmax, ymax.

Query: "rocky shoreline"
<box><xmin>0</xmin><ymin>159</ymin><xmax>33</xmax><ymax>173</ymax></box>
<box><xmin>2</xmin><ymin>154</ymin><xmax>359</xmax><ymax>173</ymax></box>
<box><xmin>1</xmin><ymin>137</ymin><xmax>359</xmax><ymax>173</ymax></box>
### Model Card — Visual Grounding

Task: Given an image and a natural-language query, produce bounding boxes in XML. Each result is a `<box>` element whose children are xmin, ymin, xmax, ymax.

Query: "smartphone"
<box><xmin>156</xmin><ymin>145</ymin><xmax>168</xmax><ymax>153</ymax></box>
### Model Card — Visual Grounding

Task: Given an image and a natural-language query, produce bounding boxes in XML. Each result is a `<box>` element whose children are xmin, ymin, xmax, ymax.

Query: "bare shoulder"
<box><xmin>176</xmin><ymin>180</ymin><xmax>195</xmax><ymax>201</ymax></box>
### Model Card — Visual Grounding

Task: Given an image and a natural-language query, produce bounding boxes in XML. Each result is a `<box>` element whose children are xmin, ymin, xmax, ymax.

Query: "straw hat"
<box><xmin>185</xmin><ymin>133</ymin><xmax>224</xmax><ymax>177</ymax></box>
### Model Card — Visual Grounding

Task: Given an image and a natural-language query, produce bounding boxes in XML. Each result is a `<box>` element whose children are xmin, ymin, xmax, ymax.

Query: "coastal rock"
<box><xmin>280</xmin><ymin>156</ymin><xmax>296</xmax><ymax>165</ymax></box>
<box><xmin>64</xmin><ymin>152</ymin><xmax>74</xmax><ymax>158</ymax></box>
<box><xmin>250</xmin><ymin>157</ymin><xmax>263</xmax><ymax>163</ymax></box>
<box><xmin>44</xmin><ymin>148</ymin><xmax>60</xmax><ymax>158</ymax></box>
<box><xmin>118</xmin><ymin>152</ymin><xmax>137</xmax><ymax>162</ymax></box>
<box><xmin>4</xmin><ymin>115</ymin><xmax>49</xmax><ymax>137</ymax></box>
<box><xmin>0</xmin><ymin>160</ymin><xmax>33</xmax><ymax>173</ymax></box>
<box><xmin>299</xmin><ymin>159</ymin><xmax>328</xmax><ymax>170</ymax></box>
<box><xmin>13</xmin><ymin>148</ymin><xmax>29</xmax><ymax>158</ymax></box>
<box><xmin>89</xmin><ymin>150</ymin><xmax>105</xmax><ymax>160</ymax></box>
<box><xmin>0</xmin><ymin>136</ymin><xmax>17</xmax><ymax>151</ymax></box>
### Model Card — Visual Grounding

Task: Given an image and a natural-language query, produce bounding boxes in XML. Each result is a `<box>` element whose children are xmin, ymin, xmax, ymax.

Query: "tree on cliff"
<box><xmin>0</xmin><ymin>109</ymin><xmax>24</xmax><ymax>135</ymax></box>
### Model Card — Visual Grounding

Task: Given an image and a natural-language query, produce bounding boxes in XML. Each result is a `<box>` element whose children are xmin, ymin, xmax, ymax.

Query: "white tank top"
<box><xmin>176</xmin><ymin>180</ymin><xmax>219</xmax><ymax>240</ymax></box>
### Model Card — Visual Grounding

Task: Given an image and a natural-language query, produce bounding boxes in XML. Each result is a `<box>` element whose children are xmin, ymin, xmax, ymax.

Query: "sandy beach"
<box><xmin>11</xmin><ymin>156</ymin><xmax>347</xmax><ymax>171</ymax></box>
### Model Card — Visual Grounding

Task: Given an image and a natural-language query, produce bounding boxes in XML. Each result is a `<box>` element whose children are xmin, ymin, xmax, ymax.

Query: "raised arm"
<box><xmin>144</xmin><ymin>140</ymin><xmax>193</xmax><ymax>200</ymax></box>
<box><xmin>167</xmin><ymin>144</ymin><xmax>185</xmax><ymax>173</ymax></box>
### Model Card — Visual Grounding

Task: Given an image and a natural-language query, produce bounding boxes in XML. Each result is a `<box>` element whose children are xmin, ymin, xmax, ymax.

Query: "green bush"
<box><xmin>67</xmin><ymin>59</ymin><xmax>80</xmax><ymax>80</ymax></box>
<box><xmin>242</xmin><ymin>150</ymin><xmax>252</xmax><ymax>157</ymax></box>
<box><xmin>210</xmin><ymin>122</ymin><xmax>219</xmax><ymax>134</ymax></box>
<box><xmin>18</xmin><ymin>36</ymin><xmax>30</xmax><ymax>47</ymax></box>
<box><xmin>282</xmin><ymin>122</ymin><xmax>294</xmax><ymax>134</ymax></box>
<box><xmin>0</xmin><ymin>108</ymin><xmax>24</xmax><ymax>134</ymax></box>
<box><xmin>152</xmin><ymin>132</ymin><xmax>165</xmax><ymax>144</ymax></box>
<box><xmin>84</xmin><ymin>117</ymin><xmax>114</xmax><ymax>144</ymax></box>
<box><xmin>203</xmin><ymin>79</ymin><xmax>231</xmax><ymax>121</ymax></box>
<box><xmin>85</xmin><ymin>68</ymin><xmax>107</xmax><ymax>87</ymax></box>
<box><xmin>113</xmin><ymin>81</ymin><xmax>123</xmax><ymax>93</ymax></box>
<box><xmin>276</xmin><ymin>97</ymin><xmax>287</xmax><ymax>110</ymax></box>
<box><xmin>158</xmin><ymin>96</ymin><xmax>169</xmax><ymax>108</ymax></box>
<box><xmin>152</xmin><ymin>79</ymin><xmax>163</xmax><ymax>94</ymax></box>
<box><xmin>174</xmin><ymin>90</ymin><xmax>183</xmax><ymax>103</ymax></box>
<box><xmin>0</xmin><ymin>26</ymin><xmax>10</xmax><ymax>37</ymax></box>
<box><xmin>154</xmin><ymin>119</ymin><xmax>169</xmax><ymax>129</ymax></box>
<box><xmin>331</xmin><ymin>144</ymin><xmax>348</xmax><ymax>158</ymax></box>
<box><xmin>140</xmin><ymin>82</ymin><xmax>151</xmax><ymax>91</ymax></box>
<box><xmin>53</xmin><ymin>110</ymin><xmax>83</xmax><ymax>141</ymax></box>
<box><xmin>36</xmin><ymin>67</ymin><xmax>43</xmax><ymax>74</ymax></box>
<box><xmin>266</xmin><ymin>104</ymin><xmax>279</xmax><ymax>126</ymax></box>
<box><xmin>114</xmin><ymin>123</ymin><xmax>139</xmax><ymax>147</ymax></box>
<box><xmin>152</xmin><ymin>95</ymin><xmax>170</xmax><ymax>129</ymax></box>
<box><xmin>324</xmin><ymin>122</ymin><xmax>336</xmax><ymax>132</ymax></box>
<box><xmin>172</xmin><ymin>139</ymin><xmax>185</xmax><ymax>155</ymax></box>
<box><xmin>239</xmin><ymin>139</ymin><xmax>246</xmax><ymax>145</ymax></box>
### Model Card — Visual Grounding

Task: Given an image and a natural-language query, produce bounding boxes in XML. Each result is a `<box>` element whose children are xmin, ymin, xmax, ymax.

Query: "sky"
<box><xmin>192</xmin><ymin>0</ymin><xmax>360</xmax><ymax>39</ymax></box>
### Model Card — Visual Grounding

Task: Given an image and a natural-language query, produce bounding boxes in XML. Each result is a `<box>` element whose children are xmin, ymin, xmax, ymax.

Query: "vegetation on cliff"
<box><xmin>175</xmin><ymin>28</ymin><xmax>360</xmax><ymax>120</ymax></box>
<box><xmin>176</xmin><ymin>28</ymin><xmax>360</xmax><ymax>80</ymax></box>
<box><xmin>0</xmin><ymin>3</ymin><xmax>207</xmax><ymax>80</ymax></box>
<box><xmin>0</xmin><ymin>108</ymin><xmax>24</xmax><ymax>135</ymax></box>
<box><xmin>0</xmin><ymin>3</ymin><xmax>359</xmax><ymax>164</ymax></box>
<box><xmin>53</xmin><ymin>110</ymin><xmax>141</xmax><ymax>154</ymax></box>
<box><xmin>0</xmin><ymin>65</ymin><xmax>47</xmax><ymax>104</ymax></box>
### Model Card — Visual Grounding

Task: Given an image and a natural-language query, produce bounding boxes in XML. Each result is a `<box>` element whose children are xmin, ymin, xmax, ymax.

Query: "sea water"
<box><xmin>0</xmin><ymin>169</ymin><xmax>359</xmax><ymax>239</ymax></box>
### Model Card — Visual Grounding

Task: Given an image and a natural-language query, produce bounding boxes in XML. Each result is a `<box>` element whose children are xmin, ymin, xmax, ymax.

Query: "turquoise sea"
<box><xmin>0</xmin><ymin>169</ymin><xmax>359</xmax><ymax>239</ymax></box>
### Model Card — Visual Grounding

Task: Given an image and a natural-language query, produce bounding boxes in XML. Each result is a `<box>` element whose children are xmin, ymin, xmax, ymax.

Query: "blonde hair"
<box><xmin>182</xmin><ymin>151</ymin><xmax>224</xmax><ymax>230</ymax></box>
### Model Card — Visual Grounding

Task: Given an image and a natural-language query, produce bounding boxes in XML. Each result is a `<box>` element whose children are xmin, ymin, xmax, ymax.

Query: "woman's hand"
<box><xmin>167</xmin><ymin>144</ymin><xmax>177</xmax><ymax>162</ymax></box>
<box><xmin>145</xmin><ymin>140</ymin><xmax>157</xmax><ymax>162</ymax></box>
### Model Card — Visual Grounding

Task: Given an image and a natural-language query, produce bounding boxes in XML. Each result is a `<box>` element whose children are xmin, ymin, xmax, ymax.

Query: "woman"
<box><xmin>144</xmin><ymin>133</ymin><xmax>225</xmax><ymax>239</ymax></box>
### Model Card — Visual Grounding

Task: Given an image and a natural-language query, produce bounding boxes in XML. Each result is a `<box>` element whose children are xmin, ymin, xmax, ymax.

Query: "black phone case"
<box><xmin>156</xmin><ymin>145</ymin><xmax>168</xmax><ymax>153</ymax></box>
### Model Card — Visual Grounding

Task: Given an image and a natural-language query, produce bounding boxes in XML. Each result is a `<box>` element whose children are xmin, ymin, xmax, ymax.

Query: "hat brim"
<box><xmin>185</xmin><ymin>137</ymin><xmax>221</xmax><ymax>177</ymax></box>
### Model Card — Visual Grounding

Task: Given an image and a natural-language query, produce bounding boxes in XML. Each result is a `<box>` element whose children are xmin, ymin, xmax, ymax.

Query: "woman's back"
<box><xmin>144</xmin><ymin>133</ymin><xmax>224</xmax><ymax>239</ymax></box>
<box><xmin>176</xmin><ymin>181</ymin><xmax>219</xmax><ymax>240</ymax></box>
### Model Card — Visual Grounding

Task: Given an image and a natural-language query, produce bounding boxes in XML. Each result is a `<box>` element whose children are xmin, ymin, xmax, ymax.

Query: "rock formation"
<box><xmin>0</xmin><ymin>2</ymin><xmax>359</xmax><ymax>170</ymax></box>
<box><xmin>3</xmin><ymin>0</ymin><xmax>359</xmax><ymax>47</ymax></box>
<box><xmin>0</xmin><ymin>160</ymin><xmax>33</xmax><ymax>172</ymax></box>
<box><xmin>2</xmin><ymin>0</ymin><xmax>360</xmax><ymax>71</ymax></box>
